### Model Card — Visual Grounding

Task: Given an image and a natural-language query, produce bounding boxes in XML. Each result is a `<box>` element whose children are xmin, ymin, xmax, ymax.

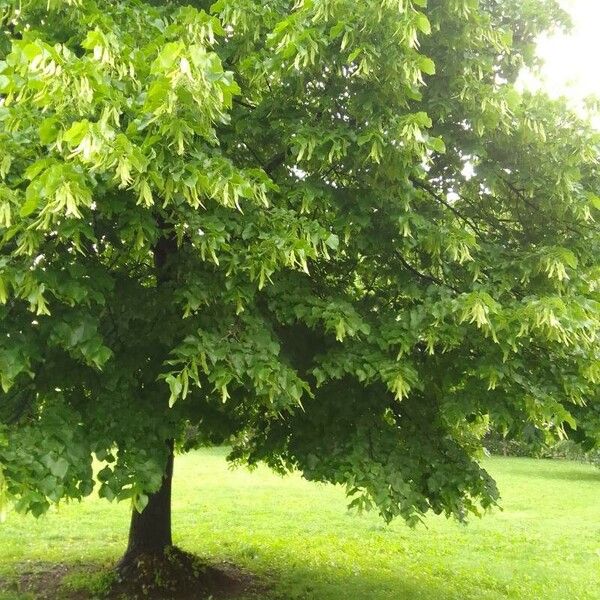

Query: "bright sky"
<box><xmin>532</xmin><ymin>0</ymin><xmax>600</xmax><ymax>102</ymax></box>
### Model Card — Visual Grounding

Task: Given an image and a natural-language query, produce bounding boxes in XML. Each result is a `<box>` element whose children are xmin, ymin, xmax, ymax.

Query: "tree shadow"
<box><xmin>0</xmin><ymin>555</ymin><xmax>484</xmax><ymax>600</ymax></box>
<box><xmin>257</xmin><ymin>562</ymin><xmax>461</xmax><ymax>600</ymax></box>
<box><xmin>508</xmin><ymin>462</ymin><xmax>600</xmax><ymax>483</ymax></box>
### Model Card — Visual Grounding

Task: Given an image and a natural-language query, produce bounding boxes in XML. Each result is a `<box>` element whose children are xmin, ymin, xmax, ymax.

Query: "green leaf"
<box><xmin>588</xmin><ymin>192</ymin><xmax>600</xmax><ymax>210</ymax></box>
<box><xmin>166</xmin><ymin>374</ymin><xmax>183</xmax><ymax>407</ymax></box>
<box><xmin>132</xmin><ymin>493</ymin><xmax>149</xmax><ymax>513</ymax></box>
<box><xmin>39</xmin><ymin>118</ymin><xmax>60</xmax><ymax>144</ymax></box>
<box><xmin>325</xmin><ymin>233</ymin><xmax>339</xmax><ymax>250</ymax></box>
<box><xmin>48</xmin><ymin>457</ymin><xmax>69</xmax><ymax>479</ymax></box>
<box><xmin>97</xmin><ymin>467</ymin><xmax>112</xmax><ymax>482</ymax></box>
<box><xmin>429</xmin><ymin>136</ymin><xmax>446</xmax><ymax>153</ymax></box>
<box><xmin>99</xmin><ymin>484</ymin><xmax>116</xmax><ymax>502</ymax></box>
<box><xmin>20</xmin><ymin>186</ymin><xmax>40</xmax><ymax>217</ymax></box>
<box><xmin>63</xmin><ymin>121</ymin><xmax>89</xmax><ymax>146</ymax></box>
<box><xmin>153</xmin><ymin>41</ymin><xmax>184</xmax><ymax>72</ymax></box>
<box><xmin>415</xmin><ymin>13</ymin><xmax>431</xmax><ymax>35</ymax></box>
<box><xmin>418</xmin><ymin>56</ymin><xmax>436</xmax><ymax>75</ymax></box>
<box><xmin>24</xmin><ymin>159</ymin><xmax>50</xmax><ymax>181</ymax></box>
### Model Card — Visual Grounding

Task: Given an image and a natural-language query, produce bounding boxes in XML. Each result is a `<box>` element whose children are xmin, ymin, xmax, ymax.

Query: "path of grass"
<box><xmin>1</xmin><ymin>448</ymin><xmax>599</xmax><ymax>599</ymax></box>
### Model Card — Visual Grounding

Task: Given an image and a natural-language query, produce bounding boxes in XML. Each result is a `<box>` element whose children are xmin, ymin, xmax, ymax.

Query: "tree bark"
<box><xmin>120</xmin><ymin>440</ymin><xmax>175</xmax><ymax>566</ymax></box>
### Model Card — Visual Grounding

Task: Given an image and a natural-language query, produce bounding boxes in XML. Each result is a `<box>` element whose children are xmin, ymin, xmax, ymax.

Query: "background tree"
<box><xmin>0</xmin><ymin>0</ymin><xmax>598</xmax><ymax>576</ymax></box>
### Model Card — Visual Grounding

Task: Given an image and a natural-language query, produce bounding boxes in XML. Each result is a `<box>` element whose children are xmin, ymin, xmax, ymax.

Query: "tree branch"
<box><xmin>410</xmin><ymin>177</ymin><xmax>484</xmax><ymax>237</ymax></box>
<box><xmin>394</xmin><ymin>251</ymin><xmax>461</xmax><ymax>294</ymax></box>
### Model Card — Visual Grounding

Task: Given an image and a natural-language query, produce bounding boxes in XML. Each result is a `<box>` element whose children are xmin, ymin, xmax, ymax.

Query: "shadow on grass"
<box><xmin>510</xmin><ymin>462</ymin><xmax>600</xmax><ymax>483</ymax></box>
<box><xmin>260</xmin><ymin>565</ymin><xmax>455</xmax><ymax>600</ymax></box>
<box><xmin>0</xmin><ymin>556</ymin><xmax>477</xmax><ymax>600</ymax></box>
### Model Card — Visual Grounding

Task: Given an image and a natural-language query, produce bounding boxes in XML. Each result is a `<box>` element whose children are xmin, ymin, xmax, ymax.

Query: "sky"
<box><xmin>532</xmin><ymin>0</ymin><xmax>600</xmax><ymax>102</ymax></box>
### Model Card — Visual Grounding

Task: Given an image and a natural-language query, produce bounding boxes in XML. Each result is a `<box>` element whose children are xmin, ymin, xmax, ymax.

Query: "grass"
<box><xmin>0</xmin><ymin>448</ymin><xmax>599</xmax><ymax>599</ymax></box>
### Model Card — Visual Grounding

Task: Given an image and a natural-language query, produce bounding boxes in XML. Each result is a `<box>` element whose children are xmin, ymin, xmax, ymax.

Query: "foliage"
<box><xmin>1</xmin><ymin>449</ymin><xmax>600</xmax><ymax>600</ymax></box>
<box><xmin>0</xmin><ymin>0</ymin><xmax>598</xmax><ymax>527</ymax></box>
<box><xmin>484</xmin><ymin>431</ymin><xmax>600</xmax><ymax>466</ymax></box>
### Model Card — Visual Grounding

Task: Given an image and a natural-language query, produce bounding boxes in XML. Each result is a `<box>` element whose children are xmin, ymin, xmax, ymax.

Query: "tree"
<box><xmin>0</xmin><ymin>0</ymin><xmax>598</xmax><ymax>579</ymax></box>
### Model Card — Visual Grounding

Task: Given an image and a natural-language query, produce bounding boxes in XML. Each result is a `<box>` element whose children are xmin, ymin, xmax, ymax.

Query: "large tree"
<box><xmin>0</xmin><ymin>0</ymin><xmax>598</xmax><ymax>576</ymax></box>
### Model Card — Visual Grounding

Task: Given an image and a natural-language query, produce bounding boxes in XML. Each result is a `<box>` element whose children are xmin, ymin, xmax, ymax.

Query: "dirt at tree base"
<box><xmin>0</xmin><ymin>548</ymin><xmax>262</xmax><ymax>599</ymax></box>
<box><xmin>0</xmin><ymin>562</ymin><xmax>93</xmax><ymax>599</ymax></box>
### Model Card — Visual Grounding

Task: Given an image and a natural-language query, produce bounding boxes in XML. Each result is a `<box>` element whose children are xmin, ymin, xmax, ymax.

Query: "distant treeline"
<box><xmin>484</xmin><ymin>433</ymin><xmax>600</xmax><ymax>466</ymax></box>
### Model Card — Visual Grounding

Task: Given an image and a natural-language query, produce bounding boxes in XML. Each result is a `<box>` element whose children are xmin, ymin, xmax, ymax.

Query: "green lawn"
<box><xmin>0</xmin><ymin>448</ymin><xmax>599</xmax><ymax>599</ymax></box>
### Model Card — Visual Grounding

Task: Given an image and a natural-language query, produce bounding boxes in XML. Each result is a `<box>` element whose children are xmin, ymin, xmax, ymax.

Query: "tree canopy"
<box><xmin>0</xmin><ymin>0</ymin><xmax>599</xmax><ymax>530</ymax></box>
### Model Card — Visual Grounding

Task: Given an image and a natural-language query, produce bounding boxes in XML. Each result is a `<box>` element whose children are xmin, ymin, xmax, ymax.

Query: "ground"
<box><xmin>0</xmin><ymin>448</ymin><xmax>599</xmax><ymax>599</ymax></box>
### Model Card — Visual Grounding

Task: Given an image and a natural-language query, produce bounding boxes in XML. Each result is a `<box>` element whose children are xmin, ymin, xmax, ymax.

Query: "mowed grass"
<box><xmin>1</xmin><ymin>448</ymin><xmax>599</xmax><ymax>600</ymax></box>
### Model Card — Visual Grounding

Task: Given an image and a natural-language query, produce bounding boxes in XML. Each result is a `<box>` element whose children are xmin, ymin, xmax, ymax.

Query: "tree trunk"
<box><xmin>120</xmin><ymin>440</ymin><xmax>175</xmax><ymax>567</ymax></box>
<box><xmin>118</xmin><ymin>223</ymin><xmax>178</xmax><ymax>570</ymax></box>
